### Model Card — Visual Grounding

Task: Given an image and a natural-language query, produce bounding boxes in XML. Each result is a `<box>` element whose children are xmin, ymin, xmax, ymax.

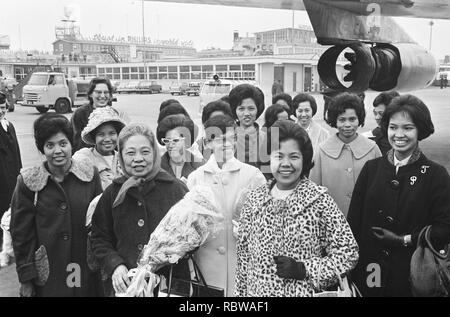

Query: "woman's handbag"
<box><xmin>34</xmin><ymin>245</ymin><xmax>49</xmax><ymax>286</ymax></box>
<box><xmin>160</xmin><ymin>254</ymin><xmax>224</xmax><ymax>297</ymax></box>
<box><xmin>410</xmin><ymin>225</ymin><xmax>450</xmax><ymax>297</ymax></box>
<box><xmin>313</xmin><ymin>264</ymin><xmax>361</xmax><ymax>297</ymax></box>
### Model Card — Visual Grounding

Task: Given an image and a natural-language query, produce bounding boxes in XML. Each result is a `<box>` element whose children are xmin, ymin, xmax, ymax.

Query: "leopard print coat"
<box><xmin>235</xmin><ymin>178</ymin><xmax>359</xmax><ymax>297</ymax></box>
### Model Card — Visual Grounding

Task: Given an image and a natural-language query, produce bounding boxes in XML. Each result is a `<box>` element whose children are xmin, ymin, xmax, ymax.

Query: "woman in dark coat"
<box><xmin>0</xmin><ymin>94</ymin><xmax>22</xmax><ymax>224</ymax></box>
<box><xmin>10</xmin><ymin>113</ymin><xmax>103</xmax><ymax>297</ymax></box>
<box><xmin>348</xmin><ymin>94</ymin><xmax>450</xmax><ymax>297</ymax></box>
<box><xmin>229</xmin><ymin>84</ymin><xmax>265</xmax><ymax>167</ymax></box>
<box><xmin>90</xmin><ymin>123</ymin><xmax>190</xmax><ymax>296</ymax></box>
<box><xmin>157</xmin><ymin>114</ymin><xmax>204</xmax><ymax>182</ymax></box>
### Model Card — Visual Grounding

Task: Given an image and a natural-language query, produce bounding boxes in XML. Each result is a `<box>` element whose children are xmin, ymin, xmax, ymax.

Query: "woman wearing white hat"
<box><xmin>73</xmin><ymin>107</ymin><xmax>126</xmax><ymax>190</ymax></box>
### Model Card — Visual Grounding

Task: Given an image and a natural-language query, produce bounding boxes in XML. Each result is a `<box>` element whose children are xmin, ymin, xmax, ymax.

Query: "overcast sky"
<box><xmin>1</xmin><ymin>0</ymin><xmax>450</xmax><ymax>60</ymax></box>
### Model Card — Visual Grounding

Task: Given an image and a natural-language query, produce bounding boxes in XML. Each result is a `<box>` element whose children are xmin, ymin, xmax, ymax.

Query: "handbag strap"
<box><xmin>165</xmin><ymin>253</ymin><xmax>213</xmax><ymax>297</ymax></box>
<box><xmin>418</xmin><ymin>225</ymin><xmax>448</xmax><ymax>260</ymax></box>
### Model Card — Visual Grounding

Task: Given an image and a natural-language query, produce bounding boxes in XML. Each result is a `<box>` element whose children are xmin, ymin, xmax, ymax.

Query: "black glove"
<box><xmin>273</xmin><ymin>256</ymin><xmax>306</xmax><ymax>280</ymax></box>
<box><xmin>371</xmin><ymin>227</ymin><xmax>403</xmax><ymax>247</ymax></box>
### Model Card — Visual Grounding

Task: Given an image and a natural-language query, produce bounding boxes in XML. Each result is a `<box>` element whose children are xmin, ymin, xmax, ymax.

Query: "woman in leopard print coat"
<box><xmin>235</xmin><ymin>120</ymin><xmax>359</xmax><ymax>297</ymax></box>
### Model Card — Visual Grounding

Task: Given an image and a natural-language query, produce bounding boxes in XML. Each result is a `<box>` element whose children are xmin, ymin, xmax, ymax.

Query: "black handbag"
<box><xmin>160</xmin><ymin>254</ymin><xmax>224</xmax><ymax>297</ymax></box>
<box><xmin>410</xmin><ymin>225</ymin><xmax>450</xmax><ymax>297</ymax></box>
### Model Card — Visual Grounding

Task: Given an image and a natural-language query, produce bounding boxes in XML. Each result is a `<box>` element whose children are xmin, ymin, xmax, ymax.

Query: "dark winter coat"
<box><xmin>348</xmin><ymin>150</ymin><xmax>450</xmax><ymax>297</ymax></box>
<box><xmin>370</xmin><ymin>127</ymin><xmax>391</xmax><ymax>156</ymax></box>
<box><xmin>10</xmin><ymin>159</ymin><xmax>103</xmax><ymax>297</ymax></box>
<box><xmin>160</xmin><ymin>152</ymin><xmax>204</xmax><ymax>180</ymax></box>
<box><xmin>90</xmin><ymin>170</ymin><xmax>190</xmax><ymax>295</ymax></box>
<box><xmin>0</xmin><ymin>121</ymin><xmax>22</xmax><ymax>216</ymax></box>
<box><xmin>71</xmin><ymin>103</ymin><xmax>94</xmax><ymax>153</ymax></box>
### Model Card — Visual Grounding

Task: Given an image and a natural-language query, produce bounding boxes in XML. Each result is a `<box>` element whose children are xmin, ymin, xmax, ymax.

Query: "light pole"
<box><xmin>429</xmin><ymin>20</ymin><xmax>434</xmax><ymax>51</ymax></box>
<box><xmin>141</xmin><ymin>0</ymin><xmax>147</xmax><ymax>79</ymax></box>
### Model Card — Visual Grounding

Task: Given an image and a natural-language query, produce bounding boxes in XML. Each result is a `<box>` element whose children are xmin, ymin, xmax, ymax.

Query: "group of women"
<box><xmin>7</xmin><ymin>77</ymin><xmax>450</xmax><ymax>297</ymax></box>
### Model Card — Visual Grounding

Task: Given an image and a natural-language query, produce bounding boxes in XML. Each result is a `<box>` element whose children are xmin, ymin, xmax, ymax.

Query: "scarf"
<box><xmin>113</xmin><ymin>131</ymin><xmax>162</xmax><ymax>208</ymax></box>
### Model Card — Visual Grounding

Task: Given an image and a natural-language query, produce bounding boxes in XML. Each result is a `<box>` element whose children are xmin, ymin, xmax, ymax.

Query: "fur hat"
<box><xmin>81</xmin><ymin>107</ymin><xmax>126</xmax><ymax>145</ymax></box>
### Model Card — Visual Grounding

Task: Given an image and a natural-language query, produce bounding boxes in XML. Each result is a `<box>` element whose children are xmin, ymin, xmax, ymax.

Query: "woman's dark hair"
<box><xmin>228</xmin><ymin>84</ymin><xmax>265</xmax><ymax>120</ymax></box>
<box><xmin>266</xmin><ymin>120</ymin><xmax>314</xmax><ymax>178</ymax></box>
<box><xmin>327</xmin><ymin>92</ymin><xmax>366</xmax><ymax>128</ymax></box>
<box><xmin>380</xmin><ymin>94</ymin><xmax>434</xmax><ymax>141</ymax></box>
<box><xmin>263</xmin><ymin>104</ymin><xmax>291</xmax><ymax>128</ymax></box>
<box><xmin>34</xmin><ymin>113</ymin><xmax>73</xmax><ymax>154</ymax></box>
<box><xmin>373</xmin><ymin>91</ymin><xmax>400</xmax><ymax>108</ymax></box>
<box><xmin>202</xmin><ymin>100</ymin><xmax>233</xmax><ymax>124</ymax></box>
<box><xmin>292</xmin><ymin>93</ymin><xmax>318</xmax><ymax>116</ymax></box>
<box><xmin>272</xmin><ymin>93</ymin><xmax>292</xmax><ymax>109</ymax></box>
<box><xmin>219</xmin><ymin>95</ymin><xmax>230</xmax><ymax>104</ymax></box>
<box><xmin>160</xmin><ymin>99</ymin><xmax>180</xmax><ymax>111</ymax></box>
<box><xmin>87</xmin><ymin>77</ymin><xmax>114</xmax><ymax>105</ymax></box>
<box><xmin>204</xmin><ymin>114</ymin><xmax>236</xmax><ymax>141</ymax></box>
<box><xmin>157</xmin><ymin>103</ymin><xmax>190</xmax><ymax>123</ymax></box>
<box><xmin>156</xmin><ymin>114</ymin><xmax>196</xmax><ymax>146</ymax></box>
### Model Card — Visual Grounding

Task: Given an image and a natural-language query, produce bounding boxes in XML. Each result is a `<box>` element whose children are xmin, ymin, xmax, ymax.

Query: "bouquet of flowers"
<box><xmin>124</xmin><ymin>185</ymin><xmax>223</xmax><ymax>297</ymax></box>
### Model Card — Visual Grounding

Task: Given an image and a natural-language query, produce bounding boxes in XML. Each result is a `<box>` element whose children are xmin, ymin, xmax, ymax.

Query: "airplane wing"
<box><xmin>143</xmin><ymin>0</ymin><xmax>450</xmax><ymax>19</ymax></box>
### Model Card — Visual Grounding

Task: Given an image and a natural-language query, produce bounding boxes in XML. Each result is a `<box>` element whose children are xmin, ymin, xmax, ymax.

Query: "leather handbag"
<box><xmin>160</xmin><ymin>254</ymin><xmax>224</xmax><ymax>297</ymax></box>
<box><xmin>410</xmin><ymin>225</ymin><xmax>450</xmax><ymax>297</ymax></box>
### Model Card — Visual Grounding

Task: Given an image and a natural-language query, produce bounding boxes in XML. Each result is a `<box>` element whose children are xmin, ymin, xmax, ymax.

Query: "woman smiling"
<box><xmin>348</xmin><ymin>94</ymin><xmax>450</xmax><ymax>297</ymax></box>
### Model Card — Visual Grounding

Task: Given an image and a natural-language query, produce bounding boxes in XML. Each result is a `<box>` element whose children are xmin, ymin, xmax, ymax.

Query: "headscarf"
<box><xmin>113</xmin><ymin>123</ymin><xmax>162</xmax><ymax>207</ymax></box>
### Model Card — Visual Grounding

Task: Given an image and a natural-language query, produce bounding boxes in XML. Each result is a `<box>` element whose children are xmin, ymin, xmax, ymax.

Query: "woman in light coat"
<box><xmin>73</xmin><ymin>107</ymin><xmax>126</xmax><ymax>190</ymax></box>
<box><xmin>310</xmin><ymin>93</ymin><xmax>381</xmax><ymax>217</ymax></box>
<box><xmin>187</xmin><ymin>115</ymin><xmax>266</xmax><ymax>296</ymax></box>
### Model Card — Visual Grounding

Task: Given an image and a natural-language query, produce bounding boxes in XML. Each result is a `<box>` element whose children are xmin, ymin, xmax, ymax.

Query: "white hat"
<box><xmin>81</xmin><ymin>107</ymin><xmax>126</xmax><ymax>145</ymax></box>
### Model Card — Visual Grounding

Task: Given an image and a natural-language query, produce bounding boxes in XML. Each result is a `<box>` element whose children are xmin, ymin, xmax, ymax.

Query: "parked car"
<box><xmin>116</xmin><ymin>82</ymin><xmax>129</xmax><ymax>94</ymax></box>
<box><xmin>137</xmin><ymin>80</ymin><xmax>162</xmax><ymax>94</ymax></box>
<box><xmin>169</xmin><ymin>82</ymin><xmax>189</xmax><ymax>95</ymax></box>
<box><xmin>186</xmin><ymin>82</ymin><xmax>201</xmax><ymax>96</ymax></box>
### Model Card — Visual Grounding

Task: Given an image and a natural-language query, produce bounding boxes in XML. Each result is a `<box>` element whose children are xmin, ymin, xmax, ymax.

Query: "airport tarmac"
<box><xmin>1</xmin><ymin>87</ymin><xmax>449</xmax><ymax>296</ymax></box>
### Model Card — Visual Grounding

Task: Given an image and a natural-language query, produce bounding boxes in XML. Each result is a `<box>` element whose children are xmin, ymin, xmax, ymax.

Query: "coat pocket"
<box><xmin>34</xmin><ymin>245</ymin><xmax>49</xmax><ymax>286</ymax></box>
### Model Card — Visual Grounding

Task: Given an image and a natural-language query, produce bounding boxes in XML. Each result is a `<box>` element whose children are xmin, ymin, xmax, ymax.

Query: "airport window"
<box><xmin>242</xmin><ymin>64</ymin><xmax>255</xmax><ymax>71</ymax></box>
<box><xmin>122</xmin><ymin>67</ymin><xmax>130</xmax><ymax>73</ymax></box>
<box><xmin>159</xmin><ymin>73</ymin><xmax>168</xmax><ymax>80</ymax></box>
<box><xmin>106</xmin><ymin>68</ymin><xmax>113</xmax><ymax>73</ymax></box>
<box><xmin>139</xmin><ymin>67</ymin><xmax>145</xmax><ymax>73</ymax></box>
<box><xmin>180</xmin><ymin>73</ymin><xmax>190</xmax><ymax>79</ymax></box>
<box><xmin>113</xmin><ymin>74</ymin><xmax>121</xmax><ymax>80</ymax></box>
<box><xmin>98</xmin><ymin>68</ymin><xmax>105</xmax><ymax>74</ymax></box>
<box><xmin>123</xmin><ymin>74</ymin><xmax>130</xmax><ymax>80</ymax></box>
<box><xmin>139</xmin><ymin>74</ymin><xmax>146</xmax><ymax>80</ymax></box>
<box><xmin>106</xmin><ymin>74</ymin><xmax>113</xmax><ymax>80</ymax></box>
<box><xmin>149</xmin><ymin>66</ymin><xmax>157</xmax><ymax>72</ymax></box>
<box><xmin>113</xmin><ymin>68</ymin><xmax>120</xmax><ymax>74</ymax></box>
<box><xmin>191</xmin><ymin>73</ymin><xmax>201</xmax><ymax>80</ymax></box>
<box><xmin>191</xmin><ymin>66</ymin><xmax>201</xmax><ymax>72</ymax></box>
<box><xmin>202</xmin><ymin>65</ymin><xmax>213</xmax><ymax>72</ymax></box>
<box><xmin>180</xmin><ymin>66</ymin><xmax>190</xmax><ymax>72</ymax></box>
<box><xmin>168</xmin><ymin>66</ymin><xmax>178</xmax><ymax>72</ymax></box>
<box><xmin>131</xmin><ymin>67</ymin><xmax>138</xmax><ymax>73</ymax></box>
<box><xmin>131</xmin><ymin>74</ymin><xmax>139</xmax><ymax>80</ymax></box>
<box><xmin>229</xmin><ymin>65</ymin><xmax>241</xmax><ymax>71</ymax></box>
<box><xmin>159</xmin><ymin>66</ymin><xmax>167</xmax><ymax>72</ymax></box>
<box><xmin>169</xmin><ymin>73</ymin><xmax>178</xmax><ymax>79</ymax></box>
<box><xmin>149</xmin><ymin>74</ymin><xmax>157</xmax><ymax>80</ymax></box>
<box><xmin>216</xmin><ymin>65</ymin><xmax>227</xmax><ymax>71</ymax></box>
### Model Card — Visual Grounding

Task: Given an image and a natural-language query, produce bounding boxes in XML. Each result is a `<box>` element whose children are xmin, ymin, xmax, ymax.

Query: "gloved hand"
<box><xmin>371</xmin><ymin>227</ymin><xmax>403</xmax><ymax>247</ymax></box>
<box><xmin>273</xmin><ymin>256</ymin><xmax>306</xmax><ymax>280</ymax></box>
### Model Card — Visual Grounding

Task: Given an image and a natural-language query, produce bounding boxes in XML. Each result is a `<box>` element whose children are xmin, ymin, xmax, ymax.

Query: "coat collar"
<box><xmin>203</xmin><ymin>155</ymin><xmax>242</xmax><ymax>173</ymax></box>
<box><xmin>319</xmin><ymin>133</ymin><xmax>377</xmax><ymax>159</ymax></box>
<box><xmin>261</xmin><ymin>178</ymin><xmax>328</xmax><ymax>216</ymax></box>
<box><xmin>386</xmin><ymin>146</ymin><xmax>422</xmax><ymax>167</ymax></box>
<box><xmin>20</xmin><ymin>158</ymin><xmax>95</xmax><ymax>192</ymax></box>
